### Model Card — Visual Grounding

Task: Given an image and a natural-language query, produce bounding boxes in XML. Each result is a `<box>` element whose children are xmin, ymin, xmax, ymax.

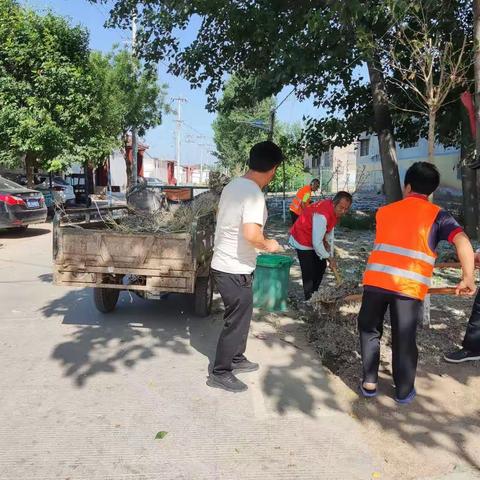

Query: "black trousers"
<box><xmin>296</xmin><ymin>249</ymin><xmax>327</xmax><ymax>300</ymax></box>
<box><xmin>290</xmin><ymin>210</ymin><xmax>299</xmax><ymax>225</ymax></box>
<box><xmin>211</xmin><ymin>269</ymin><xmax>253</xmax><ymax>375</ymax></box>
<box><xmin>358</xmin><ymin>289</ymin><xmax>422</xmax><ymax>400</ymax></box>
<box><xmin>463</xmin><ymin>288</ymin><xmax>480</xmax><ymax>352</ymax></box>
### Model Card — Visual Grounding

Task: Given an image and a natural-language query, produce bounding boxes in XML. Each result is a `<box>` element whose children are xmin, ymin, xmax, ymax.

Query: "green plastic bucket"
<box><xmin>253</xmin><ymin>254</ymin><xmax>293</xmax><ymax>312</ymax></box>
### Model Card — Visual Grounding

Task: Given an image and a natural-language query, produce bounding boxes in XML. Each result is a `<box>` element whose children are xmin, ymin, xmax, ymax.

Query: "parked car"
<box><xmin>36</xmin><ymin>176</ymin><xmax>76</xmax><ymax>206</ymax></box>
<box><xmin>0</xmin><ymin>175</ymin><xmax>47</xmax><ymax>231</ymax></box>
<box><xmin>144</xmin><ymin>176</ymin><xmax>166</xmax><ymax>188</ymax></box>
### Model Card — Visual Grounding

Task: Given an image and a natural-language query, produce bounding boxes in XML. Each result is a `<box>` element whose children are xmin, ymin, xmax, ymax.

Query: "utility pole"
<box><xmin>131</xmin><ymin>9</ymin><xmax>138</xmax><ymax>186</ymax></box>
<box><xmin>173</xmin><ymin>97</ymin><xmax>187</xmax><ymax>184</ymax></box>
<box><xmin>268</xmin><ymin>99</ymin><xmax>286</xmax><ymax>223</ymax></box>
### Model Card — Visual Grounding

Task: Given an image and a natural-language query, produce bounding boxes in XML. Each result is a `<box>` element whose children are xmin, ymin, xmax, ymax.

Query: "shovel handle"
<box><xmin>428</xmin><ymin>287</ymin><xmax>457</xmax><ymax>295</ymax></box>
<box><xmin>330</xmin><ymin>264</ymin><xmax>342</xmax><ymax>285</ymax></box>
<box><xmin>341</xmin><ymin>286</ymin><xmax>456</xmax><ymax>304</ymax></box>
<box><xmin>435</xmin><ymin>262</ymin><xmax>461</xmax><ymax>269</ymax></box>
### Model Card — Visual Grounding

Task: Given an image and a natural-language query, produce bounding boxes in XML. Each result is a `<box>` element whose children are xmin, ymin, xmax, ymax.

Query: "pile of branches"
<box><xmin>106</xmin><ymin>172</ymin><xmax>230</xmax><ymax>234</ymax></box>
<box><xmin>107</xmin><ymin>191</ymin><xmax>219</xmax><ymax>234</ymax></box>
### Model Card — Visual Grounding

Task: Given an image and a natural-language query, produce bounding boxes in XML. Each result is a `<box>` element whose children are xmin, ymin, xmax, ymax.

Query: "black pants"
<box><xmin>358</xmin><ymin>290</ymin><xmax>422</xmax><ymax>400</ymax></box>
<box><xmin>211</xmin><ymin>269</ymin><xmax>253</xmax><ymax>375</ymax></box>
<box><xmin>290</xmin><ymin>211</ymin><xmax>299</xmax><ymax>225</ymax></box>
<box><xmin>463</xmin><ymin>288</ymin><xmax>480</xmax><ymax>352</ymax></box>
<box><xmin>296</xmin><ymin>249</ymin><xmax>327</xmax><ymax>300</ymax></box>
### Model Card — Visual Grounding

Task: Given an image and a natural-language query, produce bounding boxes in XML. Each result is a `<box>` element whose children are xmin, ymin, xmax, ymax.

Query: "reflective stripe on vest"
<box><xmin>372</xmin><ymin>243</ymin><xmax>436</xmax><ymax>266</ymax></box>
<box><xmin>362</xmin><ymin>196</ymin><xmax>441</xmax><ymax>300</ymax></box>
<box><xmin>290</xmin><ymin>185</ymin><xmax>311</xmax><ymax>214</ymax></box>
<box><xmin>365</xmin><ymin>263</ymin><xmax>431</xmax><ymax>287</ymax></box>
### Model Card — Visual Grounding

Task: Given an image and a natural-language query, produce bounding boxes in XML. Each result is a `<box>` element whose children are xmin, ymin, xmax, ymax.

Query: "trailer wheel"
<box><xmin>194</xmin><ymin>275</ymin><xmax>213</xmax><ymax>317</ymax></box>
<box><xmin>93</xmin><ymin>287</ymin><xmax>120</xmax><ymax>313</ymax></box>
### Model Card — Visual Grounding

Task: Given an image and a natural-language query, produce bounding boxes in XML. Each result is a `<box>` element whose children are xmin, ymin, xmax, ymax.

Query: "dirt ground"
<box><xmin>267</xmin><ymin>216</ymin><xmax>480</xmax><ymax>479</ymax></box>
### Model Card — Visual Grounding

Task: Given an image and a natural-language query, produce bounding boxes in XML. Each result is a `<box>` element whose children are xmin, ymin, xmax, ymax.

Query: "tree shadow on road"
<box><xmin>42</xmin><ymin>288</ymin><xmax>223</xmax><ymax>387</ymax></box>
<box><xmin>41</xmin><ymin>285</ymin><xmax>346</xmax><ymax>421</ymax></box>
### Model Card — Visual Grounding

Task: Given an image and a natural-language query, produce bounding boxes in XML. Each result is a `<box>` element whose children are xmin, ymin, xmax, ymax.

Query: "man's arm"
<box><xmin>243</xmin><ymin>223</ymin><xmax>281</xmax><ymax>253</ymax></box>
<box><xmin>312</xmin><ymin>214</ymin><xmax>332</xmax><ymax>261</ymax></box>
<box><xmin>452</xmin><ymin>232</ymin><xmax>476</xmax><ymax>295</ymax></box>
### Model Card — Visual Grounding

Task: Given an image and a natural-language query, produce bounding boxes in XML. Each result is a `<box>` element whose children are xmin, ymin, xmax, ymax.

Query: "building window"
<box><xmin>359</xmin><ymin>139</ymin><xmax>370</xmax><ymax>157</ymax></box>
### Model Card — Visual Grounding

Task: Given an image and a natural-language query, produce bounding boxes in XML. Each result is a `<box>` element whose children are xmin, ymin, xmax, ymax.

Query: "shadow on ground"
<box><xmin>42</xmin><ymin>288</ymin><xmax>222</xmax><ymax>387</ymax></box>
<box><xmin>42</xmin><ymin>284</ymin><xmax>345</xmax><ymax>419</ymax></box>
<box><xmin>0</xmin><ymin>227</ymin><xmax>51</xmax><ymax>238</ymax></box>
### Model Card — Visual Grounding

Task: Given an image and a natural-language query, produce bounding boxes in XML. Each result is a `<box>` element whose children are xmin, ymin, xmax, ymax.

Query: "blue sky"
<box><xmin>21</xmin><ymin>0</ymin><xmax>320</xmax><ymax>165</ymax></box>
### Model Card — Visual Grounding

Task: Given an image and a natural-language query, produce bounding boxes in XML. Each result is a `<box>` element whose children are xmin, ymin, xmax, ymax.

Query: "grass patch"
<box><xmin>339</xmin><ymin>212</ymin><xmax>375</xmax><ymax>230</ymax></box>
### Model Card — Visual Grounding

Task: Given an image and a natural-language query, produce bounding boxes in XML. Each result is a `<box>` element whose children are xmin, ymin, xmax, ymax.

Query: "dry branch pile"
<box><xmin>106</xmin><ymin>172</ymin><xmax>229</xmax><ymax>234</ymax></box>
<box><xmin>107</xmin><ymin>191</ymin><xmax>219</xmax><ymax>234</ymax></box>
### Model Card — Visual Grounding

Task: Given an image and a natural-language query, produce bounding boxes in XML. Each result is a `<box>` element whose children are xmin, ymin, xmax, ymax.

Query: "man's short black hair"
<box><xmin>248</xmin><ymin>141</ymin><xmax>284</xmax><ymax>172</ymax></box>
<box><xmin>333</xmin><ymin>191</ymin><xmax>353</xmax><ymax>205</ymax></box>
<box><xmin>404</xmin><ymin>162</ymin><xmax>440</xmax><ymax>195</ymax></box>
<box><xmin>311</xmin><ymin>178</ymin><xmax>320</xmax><ymax>185</ymax></box>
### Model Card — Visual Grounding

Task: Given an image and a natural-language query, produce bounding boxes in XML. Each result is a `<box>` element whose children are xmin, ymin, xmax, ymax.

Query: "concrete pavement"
<box><xmin>0</xmin><ymin>223</ymin><xmax>380</xmax><ymax>479</ymax></box>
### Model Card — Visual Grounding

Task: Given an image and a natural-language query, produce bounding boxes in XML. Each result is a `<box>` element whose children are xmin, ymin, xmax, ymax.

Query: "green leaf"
<box><xmin>155</xmin><ymin>431</ymin><xmax>168</xmax><ymax>440</ymax></box>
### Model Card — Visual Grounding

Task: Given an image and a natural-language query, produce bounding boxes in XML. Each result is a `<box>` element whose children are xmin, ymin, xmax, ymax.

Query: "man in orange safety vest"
<box><xmin>289</xmin><ymin>179</ymin><xmax>320</xmax><ymax>225</ymax></box>
<box><xmin>358</xmin><ymin>162</ymin><xmax>476</xmax><ymax>404</ymax></box>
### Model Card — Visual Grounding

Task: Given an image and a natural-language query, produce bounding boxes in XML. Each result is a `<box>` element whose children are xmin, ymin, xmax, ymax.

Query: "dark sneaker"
<box><xmin>232</xmin><ymin>359</ymin><xmax>259</xmax><ymax>373</ymax></box>
<box><xmin>395</xmin><ymin>388</ymin><xmax>416</xmax><ymax>405</ymax></box>
<box><xmin>206</xmin><ymin>372</ymin><xmax>248</xmax><ymax>392</ymax></box>
<box><xmin>444</xmin><ymin>348</ymin><xmax>480</xmax><ymax>363</ymax></box>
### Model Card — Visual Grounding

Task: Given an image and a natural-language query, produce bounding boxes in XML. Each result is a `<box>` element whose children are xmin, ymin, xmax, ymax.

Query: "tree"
<box><xmin>271</xmin><ymin>123</ymin><xmax>306</xmax><ymax>193</ymax></box>
<box><xmin>0</xmin><ymin>0</ymin><xmax>98</xmax><ymax>186</ymax></box>
<box><xmin>383</xmin><ymin>5</ymin><xmax>472</xmax><ymax>163</ymax></box>
<box><xmin>91</xmin><ymin>0</ymin><xmax>405</xmax><ymax>201</ymax></box>
<box><xmin>212</xmin><ymin>76</ymin><xmax>274</xmax><ymax>174</ymax></box>
<box><xmin>107</xmin><ymin>49</ymin><xmax>168</xmax><ymax>187</ymax></box>
<box><xmin>94</xmin><ymin>0</ymin><xmax>471</xmax><ymax>201</ymax></box>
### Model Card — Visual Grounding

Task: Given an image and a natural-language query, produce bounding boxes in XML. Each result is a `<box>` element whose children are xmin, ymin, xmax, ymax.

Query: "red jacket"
<box><xmin>290</xmin><ymin>199</ymin><xmax>337</xmax><ymax>247</ymax></box>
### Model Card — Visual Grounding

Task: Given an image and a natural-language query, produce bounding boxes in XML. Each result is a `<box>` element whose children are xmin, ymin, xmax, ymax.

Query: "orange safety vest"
<box><xmin>363</xmin><ymin>196</ymin><xmax>441</xmax><ymax>300</ymax></box>
<box><xmin>290</xmin><ymin>185</ymin><xmax>312</xmax><ymax>215</ymax></box>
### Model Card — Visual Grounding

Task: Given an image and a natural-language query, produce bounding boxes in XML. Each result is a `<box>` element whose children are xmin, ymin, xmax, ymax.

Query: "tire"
<box><xmin>10</xmin><ymin>225</ymin><xmax>28</xmax><ymax>232</ymax></box>
<box><xmin>93</xmin><ymin>287</ymin><xmax>120</xmax><ymax>313</ymax></box>
<box><xmin>194</xmin><ymin>275</ymin><xmax>213</xmax><ymax>317</ymax></box>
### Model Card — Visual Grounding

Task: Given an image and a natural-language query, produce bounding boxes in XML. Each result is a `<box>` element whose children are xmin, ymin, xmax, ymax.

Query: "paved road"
<box><xmin>0</xmin><ymin>223</ymin><xmax>382</xmax><ymax>479</ymax></box>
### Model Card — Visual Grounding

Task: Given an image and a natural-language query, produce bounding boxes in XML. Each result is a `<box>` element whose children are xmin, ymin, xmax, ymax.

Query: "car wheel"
<box><xmin>10</xmin><ymin>225</ymin><xmax>28</xmax><ymax>232</ymax></box>
<box><xmin>193</xmin><ymin>275</ymin><xmax>213</xmax><ymax>317</ymax></box>
<box><xmin>93</xmin><ymin>287</ymin><xmax>120</xmax><ymax>313</ymax></box>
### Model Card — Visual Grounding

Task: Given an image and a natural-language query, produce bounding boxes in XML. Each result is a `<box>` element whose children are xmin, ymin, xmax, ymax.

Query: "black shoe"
<box><xmin>232</xmin><ymin>359</ymin><xmax>259</xmax><ymax>373</ymax></box>
<box><xmin>206</xmin><ymin>372</ymin><xmax>248</xmax><ymax>392</ymax></box>
<box><xmin>444</xmin><ymin>348</ymin><xmax>480</xmax><ymax>363</ymax></box>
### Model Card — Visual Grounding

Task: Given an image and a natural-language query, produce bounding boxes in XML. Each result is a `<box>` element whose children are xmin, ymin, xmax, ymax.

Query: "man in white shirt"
<box><xmin>207</xmin><ymin>141</ymin><xmax>284</xmax><ymax>393</ymax></box>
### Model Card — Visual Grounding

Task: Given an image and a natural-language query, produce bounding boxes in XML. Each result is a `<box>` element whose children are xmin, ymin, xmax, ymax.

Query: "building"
<box><xmin>304</xmin><ymin>143</ymin><xmax>357</xmax><ymax>193</ymax></box>
<box><xmin>356</xmin><ymin>134</ymin><xmax>461</xmax><ymax>196</ymax></box>
<box><xmin>143</xmin><ymin>156</ymin><xmax>176</xmax><ymax>185</ymax></box>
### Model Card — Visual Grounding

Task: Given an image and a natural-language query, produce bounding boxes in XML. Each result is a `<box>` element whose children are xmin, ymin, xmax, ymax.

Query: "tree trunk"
<box><xmin>461</xmin><ymin>155</ymin><xmax>478</xmax><ymax>239</ymax></box>
<box><xmin>124</xmin><ymin>134</ymin><xmax>132</xmax><ymax>190</ymax></box>
<box><xmin>367</xmin><ymin>57</ymin><xmax>403</xmax><ymax>203</ymax></box>
<box><xmin>474</xmin><ymin>0</ymin><xmax>480</xmax><ymax>165</ymax></box>
<box><xmin>25</xmin><ymin>153</ymin><xmax>35</xmax><ymax>189</ymax></box>
<box><xmin>459</xmin><ymin>99</ymin><xmax>479</xmax><ymax>238</ymax></box>
<box><xmin>427</xmin><ymin>111</ymin><xmax>436</xmax><ymax>163</ymax></box>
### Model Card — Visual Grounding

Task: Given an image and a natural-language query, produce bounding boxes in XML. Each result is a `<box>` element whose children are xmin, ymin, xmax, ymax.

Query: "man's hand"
<box><xmin>264</xmin><ymin>239</ymin><xmax>282</xmax><ymax>253</ymax></box>
<box><xmin>327</xmin><ymin>257</ymin><xmax>337</xmax><ymax>270</ymax></box>
<box><xmin>455</xmin><ymin>276</ymin><xmax>476</xmax><ymax>296</ymax></box>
